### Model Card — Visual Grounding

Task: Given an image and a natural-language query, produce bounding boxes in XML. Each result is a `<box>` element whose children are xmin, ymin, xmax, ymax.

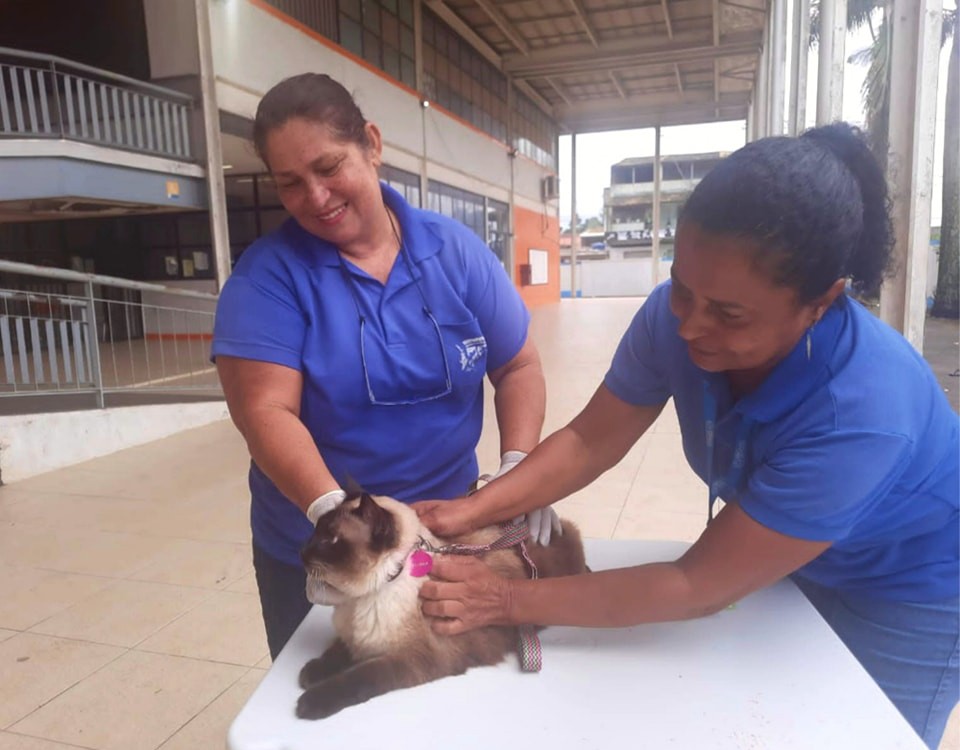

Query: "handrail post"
<box><xmin>84</xmin><ymin>280</ymin><xmax>105</xmax><ymax>408</ymax></box>
<box><xmin>50</xmin><ymin>59</ymin><xmax>65</xmax><ymax>138</ymax></box>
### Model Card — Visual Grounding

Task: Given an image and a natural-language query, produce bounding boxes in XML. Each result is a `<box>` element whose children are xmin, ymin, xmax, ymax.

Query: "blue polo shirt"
<box><xmin>606</xmin><ymin>282</ymin><xmax>959</xmax><ymax>601</ymax></box>
<box><xmin>212</xmin><ymin>184</ymin><xmax>530</xmax><ymax>566</ymax></box>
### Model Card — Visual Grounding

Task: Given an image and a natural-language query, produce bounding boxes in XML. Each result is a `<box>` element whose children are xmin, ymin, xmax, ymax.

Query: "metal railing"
<box><xmin>0</xmin><ymin>260</ymin><xmax>220</xmax><ymax>410</ymax></box>
<box><xmin>0</xmin><ymin>47</ymin><xmax>193</xmax><ymax>160</ymax></box>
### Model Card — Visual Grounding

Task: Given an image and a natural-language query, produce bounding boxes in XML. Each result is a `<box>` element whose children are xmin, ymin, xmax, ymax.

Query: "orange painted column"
<box><xmin>512</xmin><ymin>205</ymin><xmax>560</xmax><ymax>307</ymax></box>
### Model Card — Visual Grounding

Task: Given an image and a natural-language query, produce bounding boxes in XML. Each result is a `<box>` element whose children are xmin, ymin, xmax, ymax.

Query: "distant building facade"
<box><xmin>602</xmin><ymin>152</ymin><xmax>728</xmax><ymax>250</ymax></box>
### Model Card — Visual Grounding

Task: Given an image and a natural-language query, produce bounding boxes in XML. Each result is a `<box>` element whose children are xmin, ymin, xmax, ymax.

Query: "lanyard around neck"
<box><xmin>703</xmin><ymin>382</ymin><xmax>754</xmax><ymax>523</ymax></box>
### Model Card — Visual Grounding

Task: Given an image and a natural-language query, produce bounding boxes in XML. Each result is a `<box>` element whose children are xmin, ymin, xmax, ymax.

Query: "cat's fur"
<box><xmin>296</xmin><ymin>492</ymin><xmax>586</xmax><ymax>720</ymax></box>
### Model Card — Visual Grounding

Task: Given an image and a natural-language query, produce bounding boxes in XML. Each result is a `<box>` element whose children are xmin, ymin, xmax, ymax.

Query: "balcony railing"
<box><xmin>0</xmin><ymin>47</ymin><xmax>193</xmax><ymax>161</ymax></box>
<box><xmin>0</xmin><ymin>260</ymin><xmax>219</xmax><ymax>412</ymax></box>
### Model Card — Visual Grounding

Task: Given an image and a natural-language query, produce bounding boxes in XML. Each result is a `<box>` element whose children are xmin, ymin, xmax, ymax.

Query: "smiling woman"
<box><xmin>210</xmin><ymin>73</ymin><xmax>550</xmax><ymax>662</ymax></box>
<box><xmin>415</xmin><ymin>123</ymin><xmax>959</xmax><ymax>749</ymax></box>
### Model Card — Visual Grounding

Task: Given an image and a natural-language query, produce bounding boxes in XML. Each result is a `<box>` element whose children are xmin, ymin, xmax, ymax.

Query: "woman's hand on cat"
<box><xmin>419</xmin><ymin>555</ymin><xmax>513</xmax><ymax>634</ymax></box>
<box><xmin>412</xmin><ymin>498</ymin><xmax>477</xmax><ymax>537</ymax></box>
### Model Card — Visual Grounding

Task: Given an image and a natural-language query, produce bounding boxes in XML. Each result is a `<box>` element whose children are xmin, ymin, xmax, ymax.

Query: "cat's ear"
<box><xmin>358</xmin><ymin>494</ymin><xmax>397</xmax><ymax>553</ymax></box>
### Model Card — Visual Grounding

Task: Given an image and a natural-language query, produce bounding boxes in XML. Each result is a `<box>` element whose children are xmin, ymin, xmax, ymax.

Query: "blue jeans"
<box><xmin>793</xmin><ymin>576</ymin><xmax>959</xmax><ymax>748</ymax></box>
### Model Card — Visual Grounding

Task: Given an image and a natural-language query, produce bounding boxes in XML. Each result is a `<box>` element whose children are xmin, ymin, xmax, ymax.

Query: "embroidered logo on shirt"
<box><xmin>457</xmin><ymin>336</ymin><xmax>487</xmax><ymax>371</ymax></box>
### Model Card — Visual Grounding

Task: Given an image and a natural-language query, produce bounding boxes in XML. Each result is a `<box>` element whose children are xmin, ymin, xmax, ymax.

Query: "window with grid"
<box><xmin>421</xmin><ymin>8</ymin><xmax>508</xmax><ymax>142</ymax></box>
<box><xmin>427</xmin><ymin>179</ymin><xmax>490</xmax><ymax>249</ymax></box>
<box><xmin>380</xmin><ymin>164</ymin><xmax>421</xmax><ymax>207</ymax></box>
<box><xmin>339</xmin><ymin>0</ymin><xmax>416</xmax><ymax>88</ymax></box>
<box><xmin>513</xmin><ymin>90</ymin><xmax>557</xmax><ymax>170</ymax></box>
<box><xmin>259</xmin><ymin>0</ymin><xmax>339</xmax><ymax>41</ymax></box>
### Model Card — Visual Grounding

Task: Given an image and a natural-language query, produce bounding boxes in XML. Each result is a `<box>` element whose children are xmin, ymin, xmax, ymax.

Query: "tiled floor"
<box><xmin>0</xmin><ymin>297</ymin><xmax>956</xmax><ymax>749</ymax></box>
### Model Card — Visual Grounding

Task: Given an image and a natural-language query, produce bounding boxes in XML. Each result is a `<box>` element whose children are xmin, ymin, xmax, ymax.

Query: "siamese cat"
<box><xmin>297</xmin><ymin>492</ymin><xmax>586</xmax><ymax>720</ymax></box>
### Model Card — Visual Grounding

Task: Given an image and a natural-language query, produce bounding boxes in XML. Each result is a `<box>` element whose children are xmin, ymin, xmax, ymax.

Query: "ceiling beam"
<box><xmin>423</xmin><ymin>0</ymin><xmax>503</xmax><ymax>69</ymax></box>
<box><xmin>609</xmin><ymin>71</ymin><xmax>627</xmax><ymax>98</ymax></box>
<box><xmin>559</xmin><ymin>97</ymin><xmax>750</xmax><ymax>132</ymax></box>
<box><xmin>504</xmin><ymin>35</ymin><xmax>762</xmax><ymax>79</ymax></box>
<box><xmin>661</xmin><ymin>0</ymin><xmax>675</xmax><ymax>38</ymax></box>
<box><xmin>473</xmin><ymin>0</ymin><xmax>530</xmax><ymax>55</ymax></box>
<box><xmin>565</xmin><ymin>0</ymin><xmax>600</xmax><ymax>47</ymax></box>
<box><xmin>674</xmin><ymin>63</ymin><xmax>684</xmax><ymax>93</ymax></box>
<box><xmin>713</xmin><ymin>0</ymin><xmax>721</xmax><ymax>45</ymax></box>
<box><xmin>514</xmin><ymin>79</ymin><xmax>554</xmax><ymax>114</ymax></box>
<box><xmin>720</xmin><ymin>0</ymin><xmax>767</xmax><ymax>14</ymax></box>
<box><xmin>546</xmin><ymin>77</ymin><xmax>573</xmax><ymax>106</ymax></box>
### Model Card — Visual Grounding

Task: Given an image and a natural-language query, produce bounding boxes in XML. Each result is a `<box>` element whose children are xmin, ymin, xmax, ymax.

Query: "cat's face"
<box><xmin>301</xmin><ymin>493</ymin><xmax>416</xmax><ymax>604</ymax></box>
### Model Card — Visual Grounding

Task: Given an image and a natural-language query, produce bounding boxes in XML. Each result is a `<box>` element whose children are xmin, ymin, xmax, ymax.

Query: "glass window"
<box><xmin>339</xmin><ymin>16</ymin><xmax>363</xmax><ymax>56</ymax></box>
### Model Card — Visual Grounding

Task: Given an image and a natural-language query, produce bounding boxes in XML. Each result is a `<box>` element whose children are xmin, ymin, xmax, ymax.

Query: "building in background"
<box><xmin>603</xmin><ymin>152</ymin><xmax>728</xmax><ymax>256</ymax></box>
<box><xmin>0</xmin><ymin>0</ymin><xmax>561</xmax><ymax>309</ymax></box>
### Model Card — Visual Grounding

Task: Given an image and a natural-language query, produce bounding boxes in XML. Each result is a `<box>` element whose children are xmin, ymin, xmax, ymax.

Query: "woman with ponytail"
<box><xmin>417</xmin><ymin>123</ymin><xmax>959</xmax><ymax>747</ymax></box>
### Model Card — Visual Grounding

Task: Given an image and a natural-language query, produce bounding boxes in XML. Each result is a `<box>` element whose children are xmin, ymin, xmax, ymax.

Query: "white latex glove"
<box><xmin>479</xmin><ymin>451</ymin><xmax>563</xmax><ymax>546</ymax></box>
<box><xmin>306</xmin><ymin>489</ymin><xmax>347</xmax><ymax>526</ymax></box>
<box><xmin>517</xmin><ymin>505</ymin><xmax>563</xmax><ymax>546</ymax></box>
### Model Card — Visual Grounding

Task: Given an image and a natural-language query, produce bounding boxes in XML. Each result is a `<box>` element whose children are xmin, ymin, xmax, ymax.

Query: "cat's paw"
<box><xmin>296</xmin><ymin>684</ymin><xmax>345</xmax><ymax>720</ymax></box>
<box><xmin>299</xmin><ymin>655</ymin><xmax>346</xmax><ymax>688</ymax></box>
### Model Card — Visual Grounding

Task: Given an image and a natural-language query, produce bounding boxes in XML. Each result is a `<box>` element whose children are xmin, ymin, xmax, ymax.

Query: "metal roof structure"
<box><xmin>425</xmin><ymin>0</ymin><xmax>768</xmax><ymax>133</ymax></box>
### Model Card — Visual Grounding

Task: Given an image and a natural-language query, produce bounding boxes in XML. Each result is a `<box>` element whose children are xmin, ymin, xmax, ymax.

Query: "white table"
<box><xmin>227</xmin><ymin>539</ymin><xmax>924</xmax><ymax>750</ymax></box>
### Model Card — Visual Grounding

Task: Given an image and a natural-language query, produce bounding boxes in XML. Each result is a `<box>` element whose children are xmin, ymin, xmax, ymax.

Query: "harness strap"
<box><xmin>435</xmin><ymin>521</ymin><xmax>543</xmax><ymax>673</ymax></box>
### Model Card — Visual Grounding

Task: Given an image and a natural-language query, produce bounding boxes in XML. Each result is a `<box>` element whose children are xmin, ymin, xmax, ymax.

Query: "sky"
<box><xmin>559</xmin><ymin>9</ymin><xmax>956</xmax><ymax>228</ymax></box>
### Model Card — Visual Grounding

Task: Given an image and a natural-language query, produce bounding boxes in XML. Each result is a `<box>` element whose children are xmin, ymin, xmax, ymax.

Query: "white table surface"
<box><xmin>227</xmin><ymin>539</ymin><xmax>924</xmax><ymax>750</ymax></box>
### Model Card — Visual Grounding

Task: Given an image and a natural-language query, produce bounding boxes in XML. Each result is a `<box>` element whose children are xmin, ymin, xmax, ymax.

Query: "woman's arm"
<box><xmin>217</xmin><ymin>355</ymin><xmax>340</xmax><ymax>513</ymax></box>
<box><xmin>486</xmin><ymin>337</ymin><xmax>545</xmax><ymax>455</ymax></box>
<box><xmin>417</xmin><ymin>385</ymin><xmax>666</xmax><ymax>535</ymax></box>
<box><xmin>420</xmin><ymin>503</ymin><xmax>831</xmax><ymax>632</ymax></box>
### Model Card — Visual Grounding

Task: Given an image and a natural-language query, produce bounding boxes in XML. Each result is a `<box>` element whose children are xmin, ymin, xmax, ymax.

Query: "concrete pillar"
<box><xmin>652</xmin><ymin>125</ymin><xmax>662</xmax><ymax>286</ymax></box>
<box><xmin>879</xmin><ymin>0</ymin><xmax>942</xmax><ymax>350</ymax></box>
<box><xmin>769</xmin><ymin>0</ymin><xmax>788</xmax><ymax>135</ymax></box>
<box><xmin>194</xmin><ymin>0</ymin><xmax>232</xmax><ymax>291</ymax></box>
<box><xmin>570</xmin><ymin>133</ymin><xmax>578</xmax><ymax>298</ymax></box>
<box><xmin>816</xmin><ymin>0</ymin><xmax>846</xmax><ymax>124</ymax></box>
<box><xmin>414</xmin><ymin>0</ymin><xmax>429</xmax><ymax>210</ymax></box>
<box><xmin>754</xmin><ymin>26</ymin><xmax>769</xmax><ymax>138</ymax></box>
<box><xmin>789</xmin><ymin>0</ymin><xmax>810</xmax><ymax>134</ymax></box>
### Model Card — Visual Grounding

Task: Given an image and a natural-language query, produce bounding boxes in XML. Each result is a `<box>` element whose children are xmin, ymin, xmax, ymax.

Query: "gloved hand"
<box><xmin>515</xmin><ymin>506</ymin><xmax>563</xmax><ymax>546</ymax></box>
<box><xmin>306</xmin><ymin>488</ymin><xmax>347</xmax><ymax>526</ymax></box>
<box><xmin>479</xmin><ymin>451</ymin><xmax>563</xmax><ymax>546</ymax></box>
<box><xmin>478</xmin><ymin>450</ymin><xmax>528</xmax><ymax>483</ymax></box>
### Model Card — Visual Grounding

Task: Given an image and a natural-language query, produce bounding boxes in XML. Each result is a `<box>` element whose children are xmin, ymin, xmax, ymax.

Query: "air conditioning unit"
<box><xmin>541</xmin><ymin>175</ymin><xmax>559</xmax><ymax>202</ymax></box>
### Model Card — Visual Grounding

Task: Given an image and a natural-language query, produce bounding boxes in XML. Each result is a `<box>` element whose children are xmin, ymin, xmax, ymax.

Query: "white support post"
<box><xmin>789</xmin><ymin>0</ymin><xmax>810</xmax><ymax>134</ymax></box>
<box><xmin>754</xmin><ymin>24</ymin><xmax>769</xmax><ymax>138</ymax></box>
<box><xmin>194</xmin><ymin>0</ymin><xmax>232</xmax><ymax>291</ymax></box>
<box><xmin>879</xmin><ymin>0</ymin><xmax>942</xmax><ymax>351</ymax></box>
<box><xmin>570</xmin><ymin>133</ymin><xmax>578</xmax><ymax>299</ymax></box>
<box><xmin>816</xmin><ymin>0</ymin><xmax>846</xmax><ymax>124</ymax></box>
<box><xmin>769</xmin><ymin>0</ymin><xmax>788</xmax><ymax>135</ymax></box>
<box><xmin>652</xmin><ymin>125</ymin><xmax>662</xmax><ymax>286</ymax></box>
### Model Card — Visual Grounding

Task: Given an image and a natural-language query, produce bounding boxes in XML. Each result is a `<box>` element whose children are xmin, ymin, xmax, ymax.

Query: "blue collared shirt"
<box><xmin>606</xmin><ymin>282</ymin><xmax>959</xmax><ymax>601</ymax></box>
<box><xmin>212</xmin><ymin>184</ymin><xmax>530</xmax><ymax>565</ymax></box>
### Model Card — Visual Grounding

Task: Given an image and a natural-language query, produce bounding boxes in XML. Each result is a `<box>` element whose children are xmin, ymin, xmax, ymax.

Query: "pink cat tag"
<box><xmin>409</xmin><ymin>549</ymin><xmax>433</xmax><ymax>577</ymax></box>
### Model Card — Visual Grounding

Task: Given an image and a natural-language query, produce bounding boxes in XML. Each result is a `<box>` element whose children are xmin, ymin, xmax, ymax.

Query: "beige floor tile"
<box><xmin>0</xmin><ymin>566</ymin><xmax>114</xmax><ymax>631</ymax></box>
<box><xmin>0</xmin><ymin>631</ymin><xmax>17</xmax><ymax>643</ymax></box>
<box><xmin>0</xmin><ymin>733</ymin><xmax>90</xmax><ymax>749</ymax></box>
<box><xmin>29</xmin><ymin>580</ymin><xmax>212</xmax><ymax>648</ymax></box>
<box><xmin>138</xmin><ymin>590</ymin><xmax>268</xmax><ymax>667</ymax></box>
<box><xmin>613</xmin><ymin>506</ymin><xmax>705</xmax><ymax>543</ymax></box>
<box><xmin>128</xmin><ymin>539</ymin><xmax>251</xmax><ymax>590</ymax></box>
<box><xmin>9</xmin><ymin>469</ymin><xmax>159</xmax><ymax>503</ymax></box>
<box><xmin>9</xmin><ymin>651</ymin><xmax>247</xmax><ymax>750</ymax></box>
<box><xmin>158</xmin><ymin>668</ymin><xmax>266</xmax><ymax>750</ymax></box>
<box><xmin>0</xmin><ymin>525</ymin><xmax>175</xmax><ymax>579</ymax></box>
<box><xmin>254</xmin><ymin>653</ymin><xmax>272</xmax><ymax>669</ymax></box>
<box><xmin>942</xmin><ymin>707</ymin><xmax>960</xmax><ymax>750</ymax></box>
<box><xmin>225</xmin><ymin>571</ymin><xmax>259</xmax><ymax>594</ymax></box>
<box><xmin>553</xmin><ymin>500</ymin><xmax>623</xmax><ymax>540</ymax></box>
<box><xmin>0</xmin><ymin>494</ymin><xmax>159</xmax><ymax>537</ymax></box>
<box><xmin>0</xmin><ymin>633</ymin><xmax>122</xmax><ymax>728</ymax></box>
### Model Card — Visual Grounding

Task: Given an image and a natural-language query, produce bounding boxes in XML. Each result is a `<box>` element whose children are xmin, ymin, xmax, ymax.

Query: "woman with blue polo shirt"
<box><xmin>417</xmin><ymin>123</ymin><xmax>959</xmax><ymax>748</ymax></box>
<box><xmin>211</xmin><ymin>73</ymin><xmax>557</xmax><ymax>660</ymax></box>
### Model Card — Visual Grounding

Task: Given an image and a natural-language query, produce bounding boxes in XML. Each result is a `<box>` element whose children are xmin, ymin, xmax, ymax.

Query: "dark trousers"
<box><xmin>252</xmin><ymin>543</ymin><xmax>313</xmax><ymax>661</ymax></box>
